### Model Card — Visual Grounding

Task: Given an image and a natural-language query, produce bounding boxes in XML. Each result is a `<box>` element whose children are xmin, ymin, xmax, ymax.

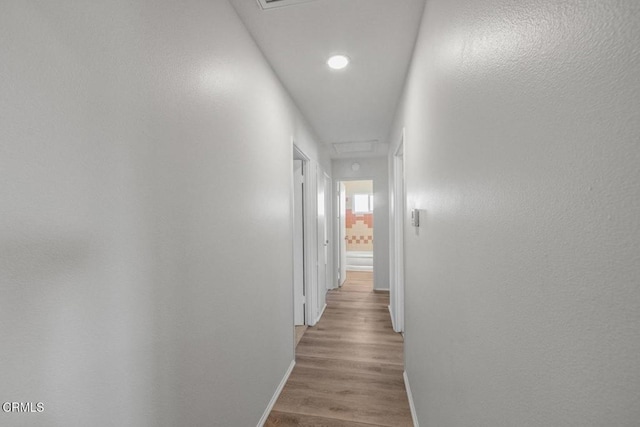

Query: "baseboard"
<box><xmin>388</xmin><ymin>305</ymin><xmax>397</xmax><ymax>331</ymax></box>
<box><xmin>403</xmin><ymin>371</ymin><xmax>419</xmax><ymax>427</ymax></box>
<box><xmin>316</xmin><ymin>303</ymin><xmax>327</xmax><ymax>323</ymax></box>
<box><xmin>346</xmin><ymin>266</ymin><xmax>373</xmax><ymax>271</ymax></box>
<box><xmin>257</xmin><ymin>360</ymin><xmax>296</xmax><ymax>427</ymax></box>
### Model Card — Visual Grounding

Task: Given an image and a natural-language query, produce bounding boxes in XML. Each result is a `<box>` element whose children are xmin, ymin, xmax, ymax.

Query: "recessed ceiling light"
<box><xmin>327</xmin><ymin>55</ymin><xmax>350</xmax><ymax>70</ymax></box>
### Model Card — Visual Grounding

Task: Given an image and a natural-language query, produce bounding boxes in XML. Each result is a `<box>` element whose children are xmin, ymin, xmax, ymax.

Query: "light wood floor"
<box><xmin>267</xmin><ymin>271</ymin><xmax>412</xmax><ymax>426</ymax></box>
<box><xmin>295</xmin><ymin>325</ymin><xmax>308</xmax><ymax>347</ymax></box>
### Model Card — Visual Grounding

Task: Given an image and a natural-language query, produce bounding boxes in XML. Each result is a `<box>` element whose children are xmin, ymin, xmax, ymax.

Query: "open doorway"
<box><xmin>337</xmin><ymin>180</ymin><xmax>374</xmax><ymax>287</ymax></box>
<box><xmin>293</xmin><ymin>147</ymin><xmax>308</xmax><ymax>347</ymax></box>
<box><xmin>292</xmin><ymin>146</ymin><xmax>332</xmax><ymax>348</ymax></box>
<box><xmin>293</xmin><ymin>159</ymin><xmax>305</xmax><ymax>326</ymax></box>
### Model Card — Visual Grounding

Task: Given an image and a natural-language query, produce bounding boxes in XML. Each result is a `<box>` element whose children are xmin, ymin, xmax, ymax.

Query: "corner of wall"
<box><xmin>256</xmin><ymin>360</ymin><xmax>296</xmax><ymax>427</ymax></box>
<box><xmin>403</xmin><ymin>370</ymin><xmax>420</xmax><ymax>427</ymax></box>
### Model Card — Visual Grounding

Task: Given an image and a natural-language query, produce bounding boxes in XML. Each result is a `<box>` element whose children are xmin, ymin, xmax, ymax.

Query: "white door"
<box><xmin>293</xmin><ymin>160</ymin><xmax>305</xmax><ymax>325</ymax></box>
<box><xmin>338</xmin><ymin>181</ymin><xmax>347</xmax><ymax>286</ymax></box>
<box><xmin>324</xmin><ymin>174</ymin><xmax>333</xmax><ymax>290</ymax></box>
<box><xmin>316</xmin><ymin>169</ymin><xmax>327</xmax><ymax>317</ymax></box>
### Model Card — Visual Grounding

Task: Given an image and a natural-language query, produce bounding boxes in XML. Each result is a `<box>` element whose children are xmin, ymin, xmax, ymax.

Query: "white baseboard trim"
<box><xmin>403</xmin><ymin>371</ymin><xmax>419</xmax><ymax>427</ymax></box>
<box><xmin>346</xmin><ymin>266</ymin><xmax>373</xmax><ymax>271</ymax></box>
<box><xmin>388</xmin><ymin>305</ymin><xmax>397</xmax><ymax>331</ymax></box>
<box><xmin>316</xmin><ymin>303</ymin><xmax>327</xmax><ymax>323</ymax></box>
<box><xmin>257</xmin><ymin>360</ymin><xmax>296</xmax><ymax>427</ymax></box>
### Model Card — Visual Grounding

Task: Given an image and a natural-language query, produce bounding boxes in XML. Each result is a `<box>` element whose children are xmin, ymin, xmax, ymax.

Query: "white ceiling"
<box><xmin>229</xmin><ymin>0</ymin><xmax>426</xmax><ymax>158</ymax></box>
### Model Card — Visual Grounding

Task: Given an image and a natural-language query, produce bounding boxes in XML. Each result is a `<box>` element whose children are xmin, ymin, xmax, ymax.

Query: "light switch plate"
<box><xmin>411</xmin><ymin>209</ymin><xmax>419</xmax><ymax>227</ymax></box>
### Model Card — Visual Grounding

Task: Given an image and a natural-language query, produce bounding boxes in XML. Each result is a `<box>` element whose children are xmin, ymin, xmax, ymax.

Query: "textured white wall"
<box><xmin>332</xmin><ymin>158</ymin><xmax>389</xmax><ymax>290</ymax></box>
<box><xmin>390</xmin><ymin>0</ymin><xmax>640</xmax><ymax>425</ymax></box>
<box><xmin>0</xmin><ymin>1</ymin><xmax>327</xmax><ymax>426</ymax></box>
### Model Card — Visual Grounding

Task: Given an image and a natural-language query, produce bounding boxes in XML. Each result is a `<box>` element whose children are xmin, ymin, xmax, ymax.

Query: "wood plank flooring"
<box><xmin>267</xmin><ymin>271</ymin><xmax>412</xmax><ymax>427</ymax></box>
<box><xmin>295</xmin><ymin>325</ymin><xmax>308</xmax><ymax>347</ymax></box>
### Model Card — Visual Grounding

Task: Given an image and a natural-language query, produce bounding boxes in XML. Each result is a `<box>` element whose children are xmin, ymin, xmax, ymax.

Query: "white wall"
<box><xmin>332</xmin><ymin>158</ymin><xmax>389</xmax><ymax>290</ymax></box>
<box><xmin>390</xmin><ymin>0</ymin><xmax>640</xmax><ymax>425</ymax></box>
<box><xmin>0</xmin><ymin>1</ymin><xmax>328</xmax><ymax>426</ymax></box>
<box><xmin>344</xmin><ymin>180</ymin><xmax>374</xmax><ymax>212</ymax></box>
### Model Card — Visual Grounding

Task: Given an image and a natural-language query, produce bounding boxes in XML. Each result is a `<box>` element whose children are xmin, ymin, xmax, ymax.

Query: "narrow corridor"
<box><xmin>267</xmin><ymin>272</ymin><xmax>412</xmax><ymax>426</ymax></box>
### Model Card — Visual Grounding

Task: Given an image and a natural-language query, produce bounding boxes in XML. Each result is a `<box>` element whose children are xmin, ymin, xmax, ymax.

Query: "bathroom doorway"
<box><xmin>337</xmin><ymin>180</ymin><xmax>374</xmax><ymax>285</ymax></box>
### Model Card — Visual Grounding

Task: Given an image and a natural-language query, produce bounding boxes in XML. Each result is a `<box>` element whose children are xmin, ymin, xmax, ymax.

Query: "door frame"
<box><xmin>336</xmin><ymin>181</ymin><xmax>347</xmax><ymax>287</ymax></box>
<box><xmin>292</xmin><ymin>157</ymin><xmax>305</xmax><ymax>326</ymax></box>
<box><xmin>390</xmin><ymin>129</ymin><xmax>405</xmax><ymax>333</ymax></box>
<box><xmin>335</xmin><ymin>178</ymin><xmax>376</xmax><ymax>283</ymax></box>
<box><xmin>324</xmin><ymin>171</ymin><xmax>333</xmax><ymax>294</ymax></box>
<box><xmin>315</xmin><ymin>168</ymin><xmax>327</xmax><ymax>322</ymax></box>
<box><xmin>292</xmin><ymin>144</ymin><xmax>317</xmax><ymax>330</ymax></box>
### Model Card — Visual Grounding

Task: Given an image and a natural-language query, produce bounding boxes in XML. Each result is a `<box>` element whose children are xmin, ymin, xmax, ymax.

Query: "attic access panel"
<box><xmin>332</xmin><ymin>141</ymin><xmax>377</xmax><ymax>155</ymax></box>
<box><xmin>257</xmin><ymin>0</ymin><xmax>318</xmax><ymax>10</ymax></box>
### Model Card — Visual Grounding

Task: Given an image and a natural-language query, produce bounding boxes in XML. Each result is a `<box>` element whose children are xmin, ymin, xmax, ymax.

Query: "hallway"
<box><xmin>2</xmin><ymin>1</ymin><xmax>639</xmax><ymax>425</ymax></box>
<box><xmin>267</xmin><ymin>272</ymin><xmax>412</xmax><ymax>426</ymax></box>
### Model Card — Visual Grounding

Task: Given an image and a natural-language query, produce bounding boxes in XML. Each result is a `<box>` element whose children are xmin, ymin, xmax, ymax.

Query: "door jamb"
<box><xmin>335</xmin><ymin>178</ymin><xmax>376</xmax><ymax>284</ymax></box>
<box><xmin>392</xmin><ymin>130</ymin><xmax>406</xmax><ymax>333</ymax></box>
<box><xmin>293</xmin><ymin>144</ymin><xmax>317</xmax><ymax>327</ymax></box>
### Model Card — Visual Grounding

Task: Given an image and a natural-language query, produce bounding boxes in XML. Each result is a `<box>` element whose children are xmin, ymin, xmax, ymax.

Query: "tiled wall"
<box><xmin>343</xmin><ymin>180</ymin><xmax>374</xmax><ymax>251</ymax></box>
<box><xmin>346</xmin><ymin>208</ymin><xmax>373</xmax><ymax>251</ymax></box>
